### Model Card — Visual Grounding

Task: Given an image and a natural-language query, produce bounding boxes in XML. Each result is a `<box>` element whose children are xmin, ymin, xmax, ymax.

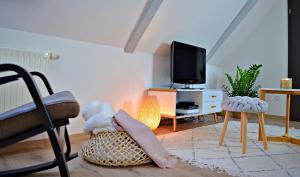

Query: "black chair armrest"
<box><xmin>31</xmin><ymin>72</ymin><xmax>54</xmax><ymax>95</ymax></box>
<box><xmin>0</xmin><ymin>64</ymin><xmax>56</xmax><ymax>129</ymax></box>
<box><xmin>0</xmin><ymin>75</ymin><xmax>19</xmax><ymax>85</ymax></box>
<box><xmin>0</xmin><ymin>71</ymin><xmax>54</xmax><ymax>95</ymax></box>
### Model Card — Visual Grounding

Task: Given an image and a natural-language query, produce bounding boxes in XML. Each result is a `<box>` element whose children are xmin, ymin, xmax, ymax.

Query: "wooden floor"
<box><xmin>0</xmin><ymin>136</ymin><xmax>230</xmax><ymax>177</ymax></box>
<box><xmin>0</xmin><ymin>114</ymin><xmax>298</xmax><ymax>177</ymax></box>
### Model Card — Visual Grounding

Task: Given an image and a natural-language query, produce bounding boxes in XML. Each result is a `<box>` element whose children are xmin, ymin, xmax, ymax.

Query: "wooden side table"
<box><xmin>259</xmin><ymin>88</ymin><xmax>300</xmax><ymax>145</ymax></box>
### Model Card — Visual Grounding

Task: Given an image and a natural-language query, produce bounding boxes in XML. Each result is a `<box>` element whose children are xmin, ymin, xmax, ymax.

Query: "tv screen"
<box><xmin>171</xmin><ymin>41</ymin><xmax>206</xmax><ymax>84</ymax></box>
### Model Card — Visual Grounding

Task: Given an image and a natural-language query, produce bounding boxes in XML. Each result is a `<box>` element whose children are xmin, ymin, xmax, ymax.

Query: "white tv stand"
<box><xmin>148</xmin><ymin>88</ymin><xmax>223</xmax><ymax>131</ymax></box>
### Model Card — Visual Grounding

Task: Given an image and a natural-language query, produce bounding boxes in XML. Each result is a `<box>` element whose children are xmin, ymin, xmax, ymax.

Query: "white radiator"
<box><xmin>0</xmin><ymin>48</ymin><xmax>53</xmax><ymax>113</ymax></box>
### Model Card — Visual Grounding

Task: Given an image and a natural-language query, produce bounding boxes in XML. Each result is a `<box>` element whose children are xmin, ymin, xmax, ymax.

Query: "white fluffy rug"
<box><xmin>158</xmin><ymin>121</ymin><xmax>300</xmax><ymax>177</ymax></box>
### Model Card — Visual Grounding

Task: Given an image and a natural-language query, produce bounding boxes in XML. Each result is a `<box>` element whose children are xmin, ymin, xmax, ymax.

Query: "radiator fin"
<box><xmin>0</xmin><ymin>48</ymin><xmax>50</xmax><ymax>113</ymax></box>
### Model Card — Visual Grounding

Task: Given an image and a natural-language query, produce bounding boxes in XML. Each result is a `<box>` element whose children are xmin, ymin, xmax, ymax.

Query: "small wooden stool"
<box><xmin>219</xmin><ymin>111</ymin><xmax>268</xmax><ymax>154</ymax></box>
<box><xmin>218</xmin><ymin>96</ymin><xmax>269</xmax><ymax>154</ymax></box>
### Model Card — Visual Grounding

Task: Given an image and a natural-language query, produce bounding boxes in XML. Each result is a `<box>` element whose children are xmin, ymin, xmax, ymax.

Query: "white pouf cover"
<box><xmin>222</xmin><ymin>96</ymin><xmax>268</xmax><ymax>113</ymax></box>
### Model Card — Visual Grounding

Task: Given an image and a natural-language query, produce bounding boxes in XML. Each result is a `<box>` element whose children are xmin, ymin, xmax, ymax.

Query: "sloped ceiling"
<box><xmin>0</xmin><ymin>0</ymin><xmax>146</xmax><ymax>48</ymax></box>
<box><xmin>0</xmin><ymin>0</ymin><xmax>269</xmax><ymax>56</ymax></box>
<box><xmin>209</xmin><ymin>0</ymin><xmax>280</xmax><ymax>65</ymax></box>
<box><xmin>137</xmin><ymin>0</ymin><xmax>246</xmax><ymax>55</ymax></box>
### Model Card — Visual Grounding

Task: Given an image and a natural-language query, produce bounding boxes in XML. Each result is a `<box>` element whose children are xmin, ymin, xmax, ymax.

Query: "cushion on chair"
<box><xmin>0</xmin><ymin>91</ymin><xmax>80</xmax><ymax>141</ymax></box>
<box><xmin>221</xmin><ymin>96</ymin><xmax>268</xmax><ymax>113</ymax></box>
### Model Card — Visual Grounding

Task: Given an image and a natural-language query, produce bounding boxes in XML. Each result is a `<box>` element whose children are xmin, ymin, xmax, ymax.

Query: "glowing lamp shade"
<box><xmin>138</xmin><ymin>95</ymin><xmax>161</xmax><ymax>130</ymax></box>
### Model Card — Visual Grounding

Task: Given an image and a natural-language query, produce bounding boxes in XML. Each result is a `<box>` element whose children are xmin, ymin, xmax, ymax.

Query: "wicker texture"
<box><xmin>81</xmin><ymin>131</ymin><xmax>152</xmax><ymax>167</ymax></box>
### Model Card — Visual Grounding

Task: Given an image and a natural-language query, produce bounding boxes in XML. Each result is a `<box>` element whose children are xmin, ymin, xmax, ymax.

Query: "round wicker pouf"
<box><xmin>81</xmin><ymin>131</ymin><xmax>152</xmax><ymax>167</ymax></box>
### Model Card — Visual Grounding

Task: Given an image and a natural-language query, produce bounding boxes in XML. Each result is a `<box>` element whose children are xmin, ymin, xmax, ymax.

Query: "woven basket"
<box><xmin>81</xmin><ymin>131</ymin><xmax>152</xmax><ymax>167</ymax></box>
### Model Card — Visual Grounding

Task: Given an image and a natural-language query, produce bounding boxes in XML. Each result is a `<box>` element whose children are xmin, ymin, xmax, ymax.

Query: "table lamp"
<box><xmin>138</xmin><ymin>95</ymin><xmax>161</xmax><ymax>130</ymax></box>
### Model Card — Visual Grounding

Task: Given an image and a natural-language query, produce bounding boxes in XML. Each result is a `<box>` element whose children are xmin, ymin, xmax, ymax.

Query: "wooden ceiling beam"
<box><xmin>124</xmin><ymin>0</ymin><xmax>163</xmax><ymax>53</ymax></box>
<box><xmin>207</xmin><ymin>0</ymin><xmax>258</xmax><ymax>61</ymax></box>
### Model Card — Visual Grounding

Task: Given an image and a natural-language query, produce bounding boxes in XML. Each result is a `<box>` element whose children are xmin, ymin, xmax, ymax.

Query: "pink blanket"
<box><xmin>114</xmin><ymin>110</ymin><xmax>177</xmax><ymax>168</ymax></box>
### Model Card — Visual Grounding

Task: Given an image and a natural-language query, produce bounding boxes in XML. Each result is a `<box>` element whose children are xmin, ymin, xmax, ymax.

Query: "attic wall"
<box><xmin>152</xmin><ymin>53</ymin><xmax>225</xmax><ymax>89</ymax></box>
<box><xmin>214</xmin><ymin>0</ymin><xmax>288</xmax><ymax>116</ymax></box>
<box><xmin>0</xmin><ymin>27</ymin><xmax>153</xmax><ymax>137</ymax></box>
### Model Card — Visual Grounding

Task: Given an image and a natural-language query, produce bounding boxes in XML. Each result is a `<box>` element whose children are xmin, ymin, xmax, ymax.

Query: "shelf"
<box><xmin>161</xmin><ymin>113</ymin><xmax>202</xmax><ymax>119</ymax></box>
<box><xmin>176</xmin><ymin>88</ymin><xmax>204</xmax><ymax>92</ymax></box>
<box><xmin>176</xmin><ymin>113</ymin><xmax>203</xmax><ymax>119</ymax></box>
<box><xmin>161</xmin><ymin>112</ymin><xmax>220</xmax><ymax>119</ymax></box>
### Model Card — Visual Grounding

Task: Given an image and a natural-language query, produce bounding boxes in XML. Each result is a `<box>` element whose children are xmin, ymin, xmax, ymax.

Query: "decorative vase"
<box><xmin>280</xmin><ymin>78</ymin><xmax>292</xmax><ymax>89</ymax></box>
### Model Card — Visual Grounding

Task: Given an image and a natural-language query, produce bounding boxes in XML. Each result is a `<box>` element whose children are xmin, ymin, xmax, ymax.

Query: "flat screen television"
<box><xmin>170</xmin><ymin>41</ymin><xmax>206</xmax><ymax>84</ymax></box>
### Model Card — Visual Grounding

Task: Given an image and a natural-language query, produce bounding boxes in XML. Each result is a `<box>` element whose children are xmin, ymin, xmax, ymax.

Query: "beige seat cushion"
<box><xmin>0</xmin><ymin>91</ymin><xmax>80</xmax><ymax>141</ymax></box>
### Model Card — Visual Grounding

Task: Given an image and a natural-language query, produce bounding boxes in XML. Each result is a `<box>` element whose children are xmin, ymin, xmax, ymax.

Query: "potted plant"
<box><xmin>222</xmin><ymin>64</ymin><xmax>263</xmax><ymax>118</ymax></box>
<box><xmin>223</xmin><ymin>64</ymin><xmax>262</xmax><ymax>97</ymax></box>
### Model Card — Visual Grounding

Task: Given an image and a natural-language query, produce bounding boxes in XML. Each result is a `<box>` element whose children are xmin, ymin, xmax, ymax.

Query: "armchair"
<box><xmin>0</xmin><ymin>64</ymin><xmax>80</xmax><ymax>177</ymax></box>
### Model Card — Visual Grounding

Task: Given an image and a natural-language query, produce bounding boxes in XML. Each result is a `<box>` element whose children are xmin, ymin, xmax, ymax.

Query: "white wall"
<box><xmin>212</xmin><ymin>0</ymin><xmax>288</xmax><ymax>116</ymax></box>
<box><xmin>0</xmin><ymin>27</ymin><xmax>153</xmax><ymax>136</ymax></box>
<box><xmin>137</xmin><ymin>0</ymin><xmax>247</xmax><ymax>54</ymax></box>
<box><xmin>152</xmin><ymin>52</ymin><xmax>225</xmax><ymax>89</ymax></box>
<box><xmin>0</xmin><ymin>0</ymin><xmax>288</xmax><ymax>141</ymax></box>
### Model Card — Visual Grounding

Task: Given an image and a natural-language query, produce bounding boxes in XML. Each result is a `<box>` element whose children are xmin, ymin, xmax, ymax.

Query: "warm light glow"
<box><xmin>138</xmin><ymin>96</ymin><xmax>161</xmax><ymax>130</ymax></box>
<box><xmin>149</xmin><ymin>91</ymin><xmax>176</xmax><ymax>116</ymax></box>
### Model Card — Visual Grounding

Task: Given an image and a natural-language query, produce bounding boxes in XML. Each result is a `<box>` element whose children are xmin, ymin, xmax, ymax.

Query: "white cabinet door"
<box><xmin>203</xmin><ymin>91</ymin><xmax>223</xmax><ymax>102</ymax></box>
<box><xmin>202</xmin><ymin>101</ymin><xmax>222</xmax><ymax>114</ymax></box>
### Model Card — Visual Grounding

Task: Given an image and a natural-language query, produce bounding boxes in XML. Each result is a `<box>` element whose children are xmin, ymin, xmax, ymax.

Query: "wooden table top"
<box><xmin>260</xmin><ymin>88</ymin><xmax>300</xmax><ymax>95</ymax></box>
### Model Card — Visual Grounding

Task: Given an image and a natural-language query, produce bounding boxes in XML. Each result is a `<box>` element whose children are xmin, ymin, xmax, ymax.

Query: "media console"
<box><xmin>148</xmin><ymin>88</ymin><xmax>223</xmax><ymax>131</ymax></box>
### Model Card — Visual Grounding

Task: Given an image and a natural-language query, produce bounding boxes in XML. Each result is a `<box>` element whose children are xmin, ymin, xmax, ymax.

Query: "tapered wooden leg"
<box><xmin>173</xmin><ymin>117</ymin><xmax>177</xmax><ymax>132</ymax></box>
<box><xmin>286</xmin><ymin>94</ymin><xmax>291</xmax><ymax>135</ymax></box>
<box><xmin>258</xmin><ymin>124</ymin><xmax>262</xmax><ymax>141</ymax></box>
<box><xmin>214</xmin><ymin>113</ymin><xmax>218</xmax><ymax>123</ymax></box>
<box><xmin>258</xmin><ymin>113</ymin><xmax>268</xmax><ymax>150</ymax></box>
<box><xmin>240</xmin><ymin>113</ymin><xmax>243</xmax><ymax>143</ymax></box>
<box><xmin>241</xmin><ymin>112</ymin><xmax>248</xmax><ymax>154</ymax></box>
<box><xmin>219</xmin><ymin>111</ymin><xmax>231</xmax><ymax>146</ymax></box>
<box><xmin>258</xmin><ymin>92</ymin><xmax>266</xmax><ymax>141</ymax></box>
<box><xmin>258</xmin><ymin>114</ymin><xmax>262</xmax><ymax>141</ymax></box>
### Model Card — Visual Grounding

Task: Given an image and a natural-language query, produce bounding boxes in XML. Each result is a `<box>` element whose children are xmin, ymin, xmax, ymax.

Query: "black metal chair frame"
<box><xmin>0</xmin><ymin>64</ymin><xmax>78</xmax><ymax>177</ymax></box>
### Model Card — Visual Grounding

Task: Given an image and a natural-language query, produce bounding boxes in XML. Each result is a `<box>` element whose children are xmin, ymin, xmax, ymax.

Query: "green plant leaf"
<box><xmin>222</xmin><ymin>64</ymin><xmax>263</xmax><ymax>97</ymax></box>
